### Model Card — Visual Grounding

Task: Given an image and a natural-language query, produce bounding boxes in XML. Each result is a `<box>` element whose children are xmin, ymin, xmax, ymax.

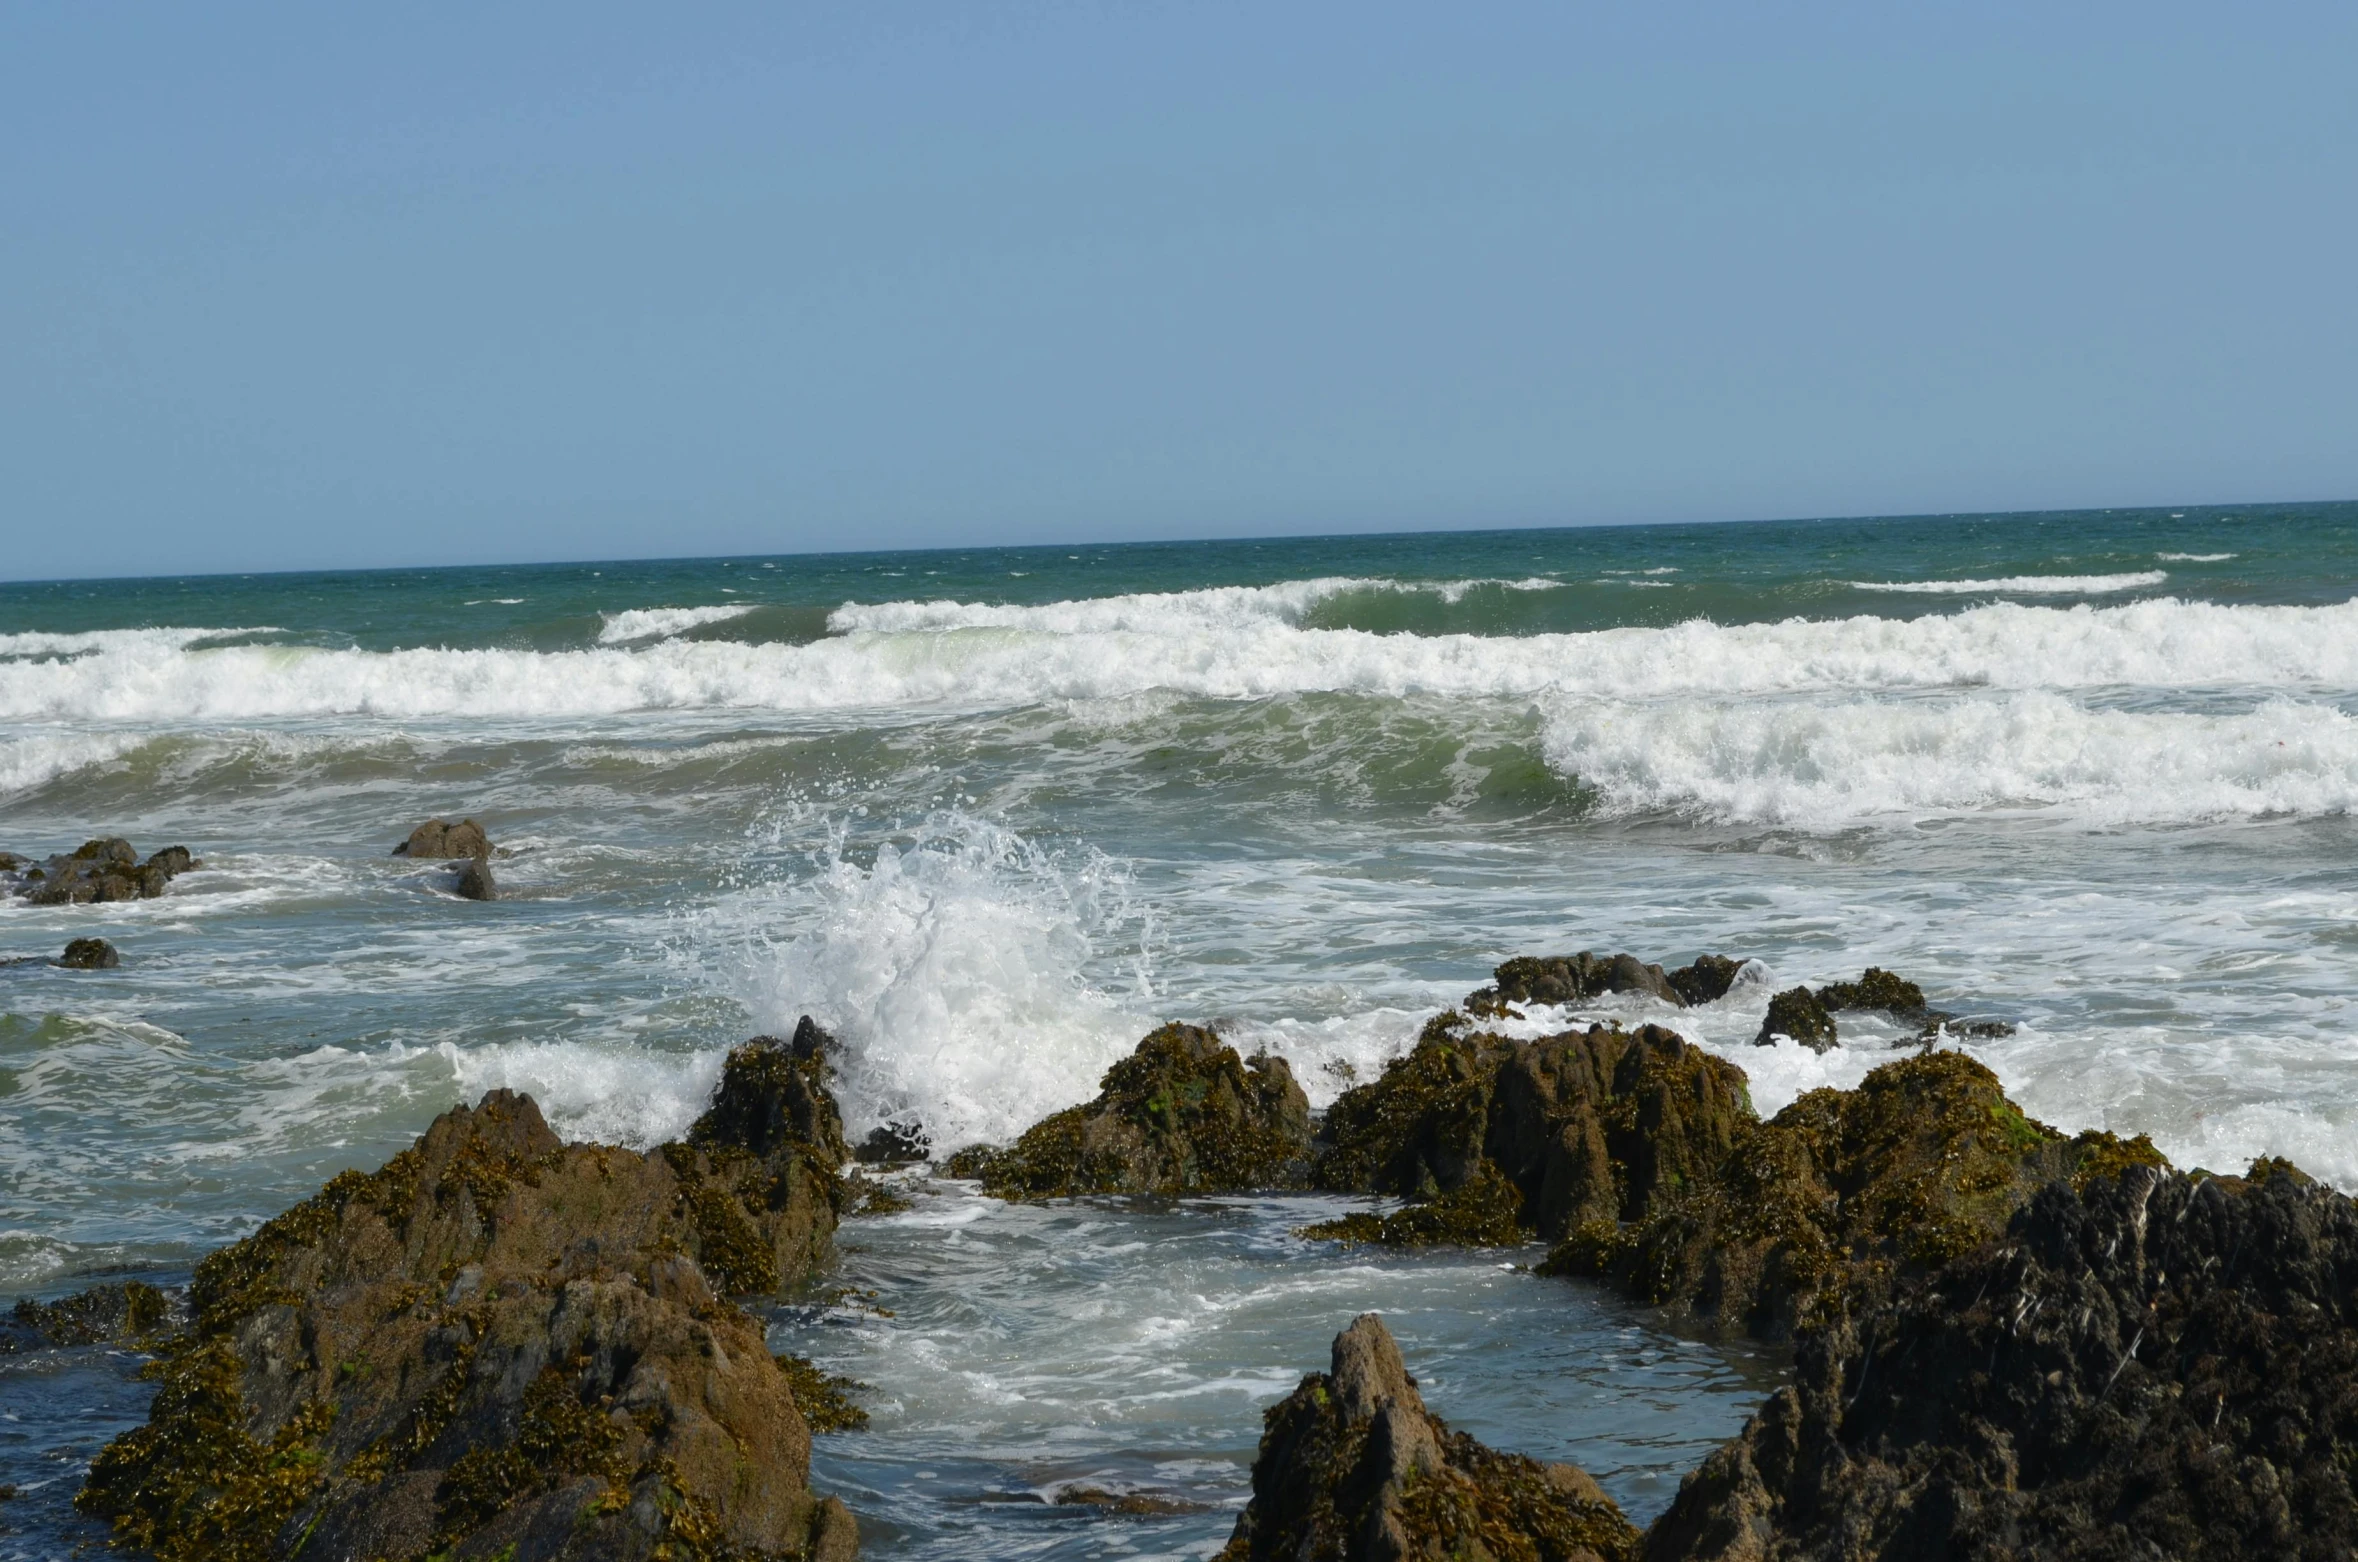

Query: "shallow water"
<box><xmin>4</xmin><ymin>500</ymin><xmax>2357</xmax><ymax>1555</ymax></box>
<box><xmin>769</xmin><ymin>1186</ymin><xmax>1783</xmax><ymax>1559</ymax></box>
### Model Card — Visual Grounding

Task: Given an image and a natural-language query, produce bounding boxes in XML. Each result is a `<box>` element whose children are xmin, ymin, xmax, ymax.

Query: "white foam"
<box><xmin>6</xmin><ymin>592</ymin><xmax>2358</xmax><ymax>727</ymax></box>
<box><xmin>702</xmin><ymin>813</ymin><xmax>1156</xmax><ymax>1152</ymax></box>
<box><xmin>438</xmin><ymin>1039</ymin><xmax>727</xmax><ymax>1147</ymax></box>
<box><xmin>0</xmin><ymin>729</ymin><xmax>149</xmax><ymax>796</ymax></box>
<box><xmin>596</xmin><ymin>604</ymin><xmax>759</xmax><ymax>643</ymax></box>
<box><xmin>1853</xmin><ymin>571</ymin><xmax>2167</xmax><ymax>595</ymax></box>
<box><xmin>2159</xmin><ymin>553</ymin><xmax>2235</xmax><ymax>563</ymax></box>
<box><xmin>1543</xmin><ymin>690</ymin><xmax>2358</xmax><ymax>826</ymax></box>
<box><xmin>827</xmin><ymin>576</ymin><xmax>1558</xmax><ymax>633</ymax></box>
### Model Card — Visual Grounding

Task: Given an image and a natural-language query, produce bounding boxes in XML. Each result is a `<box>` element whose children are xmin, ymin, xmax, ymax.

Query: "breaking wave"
<box><xmin>1851</xmin><ymin>572</ymin><xmax>2169</xmax><ymax>595</ymax></box>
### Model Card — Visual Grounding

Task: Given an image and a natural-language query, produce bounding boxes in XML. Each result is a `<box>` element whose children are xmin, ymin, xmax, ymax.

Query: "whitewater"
<box><xmin>4</xmin><ymin>500</ymin><xmax>2356</xmax><ymax>1557</ymax></box>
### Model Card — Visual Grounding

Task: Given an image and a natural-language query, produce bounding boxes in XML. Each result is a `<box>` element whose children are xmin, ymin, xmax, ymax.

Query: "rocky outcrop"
<box><xmin>60</xmin><ymin>936</ymin><xmax>120</xmax><ymax>969</ymax></box>
<box><xmin>1753</xmin><ymin>987</ymin><xmax>1836</xmax><ymax>1051</ymax></box>
<box><xmin>1217</xmin><ymin>1313</ymin><xmax>1639</xmax><ymax>1562</ymax></box>
<box><xmin>1305</xmin><ymin>1013</ymin><xmax>1750</xmax><ymax>1248</ymax></box>
<box><xmin>1468</xmin><ymin>952</ymin><xmax>1750</xmax><ymax>1016</ymax></box>
<box><xmin>8</xmin><ymin>838</ymin><xmax>199</xmax><ymax>905</ymax></box>
<box><xmin>74</xmin><ymin>1034</ymin><xmax>858</xmax><ymax>1562</ymax></box>
<box><xmin>1753</xmin><ymin>967</ymin><xmax>2015</xmax><ymax>1050</ymax></box>
<box><xmin>1646</xmin><ymin>1160</ymin><xmax>2358</xmax><ymax>1561</ymax></box>
<box><xmin>395</xmin><ymin>818</ymin><xmax>492</xmax><ymax>860</ymax></box>
<box><xmin>453</xmin><ymin>855</ymin><xmax>497</xmax><ymax>901</ymax></box>
<box><xmin>0</xmin><ymin>1281</ymin><xmax>172</xmax><ymax>1353</ymax></box>
<box><xmin>945</xmin><ymin>1023</ymin><xmax>1313</xmax><ymax>1198</ymax></box>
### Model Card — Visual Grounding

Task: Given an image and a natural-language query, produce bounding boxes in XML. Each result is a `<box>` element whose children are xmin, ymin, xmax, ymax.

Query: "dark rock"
<box><xmin>1665</xmin><ymin>953</ymin><xmax>1745</xmax><ymax>1006</ymax></box>
<box><xmin>1753</xmin><ymin>986</ymin><xmax>1836</xmax><ymax>1051</ymax></box>
<box><xmin>1310</xmin><ymin>1013</ymin><xmax>1750</xmax><ymax>1248</ymax></box>
<box><xmin>1298</xmin><ymin>1162</ymin><xmax>1530</xmax><ymax>1247</ymax></box>
<box><xmin>1647</xmin><ymin>1160</ymin><xmax>2358</xmax><ymax>1562</ymax></box>
<box><xmin>855</xmin><ymin>1119</ymin><xmax>931</xmax><ymax>1165</ymax></box>
<box><xmin>1216</xmin><ymin>1313</ymin><xmax>1639</xmax><ymax>1562</ymax></box>
<box><xmin>1474</xmin><ymin>951</ymin><xmax>1686</xmax><ymax>1011</ymax></box>
<box><xmin>452</xmin><ymin>855</ymin><xmax>496</xmax><ymax>901</ymax></box>
<box><xmin>0</xmin><ymin>1281</ymin><xmax>173</xmax><ymax>1353</ymax></box>
<box><xmin>1052</xmin><ymin>1485</ymin><xmax>1204</xmax><ymax>1515</ymax></box>
<box><xmin>0</xmin><ymin>851</ymin><xmax>26</xmax><ymax>873</ymax></box>
<box><xmin>59</xmin><ymin>937</ymin><xmax>119</xmax><ymax>970</ymax></box>
<box><xmin>396</xmin><ymin>817</ymin><xmax>492</xmax><ymax>859</ymax></box>
<box><xmin>946</xmin><ymin>1023</ymin><xmax>1313</xmax><ymax>1198</ymax></box>
<box><xmin>76</xmin><ymin>1049</ymin><xmax>857</xmax><ymax>1562</ymax></box>
<box><xmin>14</xmin><ymin>839</ymin><xmax>196</xmax><ymax>905</ymax></box>
<box><xmin>773</xmin><ymin>1354</ymin><xmax>870</xmax><ymax>1432</ymax></box>
<box><xmin>1813</xmin><ymin>965</ymin><xmax>1925</xmax><ymax>1015</ymax></box>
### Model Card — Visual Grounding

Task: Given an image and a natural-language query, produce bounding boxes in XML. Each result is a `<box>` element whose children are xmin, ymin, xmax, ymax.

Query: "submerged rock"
<box><xmin>452</xmin><ymin>854</ymin><xmax>497</xmax><ymax>901</ymax></box>
<box><xmin>946</xmin><ymin>1023</ymin><xmax>1313</xmax><ymax>1198</ymax></box>
<box><xmin>0</xmin><ymin>1281</ymin><xmax>173</xmax><ymax>1353</ymax></box>
<box><xmin>74</xmin><ymin>1041</ymin><xmax>858</xmax><ymax>1562</ymax></box>
<box><xmin>12</xmin><ymin>838</ymin><xmax>199</xmax><ymax>905</ymax></box>
<box><xmin>1216</xmin><ymin>1313</ymin><xmax>1639</xmax><ymax>1562</ymax></box>
<box><xmin>854</xmin><ymin>1120</ymin><xmax>931</xmax><ymax>1166</ymax></box>
<box><xmin>1474</xmin><ymin>951</ymin><xmax>1685</xmax><ymax>1010</ymax></box>
<box><xmin>395</xmin><ymin>817</ymin><xmax>493</xmax><ymax>859</ymax></box>
<box><xmin>1665</xmin><ymin>953</ymin><xmax>1745</xmax><ymax>1006</ymax></box>
<box><xmin>1753</xmin><ymin>985</ymin><xmax>1837</xmax><ymax>1051</ymax></box>
<box><xmin>59</xmin><ymin>936</ymin><xmax>119</xmax><ymax>969</ymax></box>
<box><xmin>1648</xmin><ymin>1160</ymin><xmax>2358</xmax><ymax>1561</ymax></box>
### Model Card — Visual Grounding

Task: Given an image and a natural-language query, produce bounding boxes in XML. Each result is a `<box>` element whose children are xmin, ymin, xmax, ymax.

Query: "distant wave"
<box><xmin>2159</xmin><ymin>553</ymin><xmax>2236</xmax><ymax>563</ymax></box>
<box><xmin>1543</xmin><ymin>691</ymin><xmax>2358</xmax><ymax>826</ymax></box>
<box><xmin>827</xmin><ymin>575</ymin><xmax>1561</xmax><ymax>635</ymax></box>
<box><xmin>1851</xmin><ymin>572</ymin><xmax>2168</xmax><ymax>595</ymax></box>
<box><xmin>4</xmin><ymin>592</ymin><xmax>2357</xmax><ymax>723</ymax></box>
<box><xmin>596</xmin><ymin>604</ymin><xmax>758</xmax><ymax>643</ymax></box>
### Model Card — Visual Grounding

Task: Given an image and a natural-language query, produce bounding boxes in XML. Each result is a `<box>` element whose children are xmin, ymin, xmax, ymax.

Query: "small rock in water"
<box><xmin>58</xmin><ymin>937</ymin><xmax>118</xmax><ymax>969</ymax></box>
<box><xmin>0</xmin><ymin>1281</ymin><xmax>173</xmax><ymax>1353</ymax></box>
<box><xmin>11</xmin><ymin>838</ymin><xmax>198</xmax><ymax>905</ymax></box>
<box><xmin>451</xmin><ymin>855</ymin><xmax>496</xmax><ymax>900</ymax></box>
<box><xmin>1755</xmin><ymin>983</ymin><xmax>1838</xmax><ymax>1050</ymax></box>
<box><xmin>856</xmin><ymin>1118</ymin><xmax>932</xmax><ymax>1165</ymax></box>
<box><xmin>393</xmin><ymin>816</ymin><xmax>491</xmax><ymax>859</ymax></box>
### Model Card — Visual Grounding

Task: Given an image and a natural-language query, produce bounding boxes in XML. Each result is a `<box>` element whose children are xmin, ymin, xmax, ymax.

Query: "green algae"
<box><xmin>1311</xmin><ymin>1011</ymin><xmax>1504</xmax><ymax>1197</ymax></box>
<box><xmin>432</xmin><ymin>1365</ymin><xmax>630</xmax><ymax>1547</ymax></box>
<box><xmin>1296</xmin><ymin>1163</ymin><xmax>1527</xmax><ymax>1248</ymax></box>
<box><xmin>774</xmin><ymin>1354</ymin><xmax>870</xmax><ymax>1433</ymax></box>
<box><xmin>1754</xmin><ymin>985</ymin><xmax>1837</xmax><ymax>1051</ymax></box>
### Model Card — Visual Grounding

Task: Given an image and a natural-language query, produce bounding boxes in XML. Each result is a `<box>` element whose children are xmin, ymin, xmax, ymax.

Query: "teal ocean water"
<box><xmin>4</xmin><ymin>499</ymin><xmax>2356</xmax><ymax>1556</ymax></box>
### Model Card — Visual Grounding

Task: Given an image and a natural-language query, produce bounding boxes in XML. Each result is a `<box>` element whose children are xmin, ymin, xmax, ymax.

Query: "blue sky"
<box><xmin>4</xmin><ymin>2</ymin><xmax>2354</xmax><ymax>579</ymax></box>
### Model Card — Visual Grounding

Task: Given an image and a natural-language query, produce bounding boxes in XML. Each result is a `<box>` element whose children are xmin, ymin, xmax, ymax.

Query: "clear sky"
<box><xmin>4</xmin><ymin>3</ymin><xmax>2354</xmax><ymax>580</ymax></box>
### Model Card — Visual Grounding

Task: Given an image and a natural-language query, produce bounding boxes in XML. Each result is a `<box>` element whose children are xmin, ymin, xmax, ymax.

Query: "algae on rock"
<box><xmin>75</xmin><ymin>1032</ymin><xmax>861</xmax><ymax>1562</ymax></box>
<box><xmin>947</xmin><ymin>1023</ymin><xmax>1313</xmax><ymax>1198</ymax></box>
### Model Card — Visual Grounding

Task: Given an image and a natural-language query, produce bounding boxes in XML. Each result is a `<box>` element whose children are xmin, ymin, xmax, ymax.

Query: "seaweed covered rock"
<box><xmin>1217</xmin><ymin>1313</ymin><xmax>1639</xmax><ymax>1562</ymax></box>
<box><xmin>1812</xmin><ymin>966</ymin><xmax>1924</xmax><ymax>1016</ymax></box>
<box><xmin>59</xmin><ymin>936</ymin><xmax>120</xmax><ymax>969</ymax></box>
<box><xmin>395</xmin><ymin>817</ymin><xmax>492</xmax><ymax>859</ymax></box>
<box><xmin>11</xmin><ymin>838</ymin><xmax>199</xmax><ymax>905</ymax></box>
<box><xmin>1647</xmin><ymin>1159</ymin><xmax>2358</xmax><ymax>1562</ymax></box>
<box><xmin>948</xmin><ymin>1023</ymin><xmax>1312</xmax><ymax>1198</ymax></box>
<box><xmin>75</xmin><ymin>1057</ymin><xmax>858</xmax><ymax>1562</ymax></box>
<box><xmin>0</xmin><ymin>1281</ymin><xmax>172</xmax><ymax>1353</ymax></box>
<box><xmin>1665</xmin><ymin>954</ymin><xmax>1745</xmax><ymax>1007</ymax></box>
<box><xmin>1545</xmin><ymin>1050</ymin><xmax>2164</xmax><ymax>1339</ymax></box>
<box><xmin>452</xmin><ymin>855</ymin><xmax>497</xmax><ymax>901</ymax></box>
<box><xmin>1752</xmin><ymin>986</ymin><xmax>1836</xmax><ymax>1051</ymax></box>
<box><xmin>1308</xmin><ymin>1014</ymin><xmax>1749</xmax><ymax>1248</ymax></box>
<box><xmin>1474</xmin><ymin>952</ymin><xmax>1685</xmax><ymax>1010</ymax></box>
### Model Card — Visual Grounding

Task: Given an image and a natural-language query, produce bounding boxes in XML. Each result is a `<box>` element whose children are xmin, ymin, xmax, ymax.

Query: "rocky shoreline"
<box><xmin>17</xmin><ymin>950</ymin><xmax>2358</xmax><ymax>1559</ymax></box>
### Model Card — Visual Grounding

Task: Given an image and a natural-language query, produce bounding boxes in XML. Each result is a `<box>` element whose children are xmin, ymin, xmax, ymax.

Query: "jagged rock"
<box><xmin>946</xmin><ymin>1023</ymin><xmax>1313</xmax><ymax>1198</ymax></box>
<box><xmin>14</xmin><ymin>839</ymin><xmax>197</xmax><ymax>905</ymax></box>
<box><xmin>1647</xmin><ymin>1160</ymin><xmax>2358</xmax><ymax>1561</ymax></box>
<box><xmin>453</xmin><ymin>855</ymin><xmax>497</xmax><ymax>901</ymax></box>
<box><xmin>59</xmin><ymin>937</ymin><xmax>119</xmax><ymax>969</ymax></box>
<box><xmin>1475</xmin><ymin>952</ymin><xmax>1687</xmax><ymax>1010</ymax></box>
<box><xmin>396</xmin><ymin>817</ymin><xmax>492</xmax><ymax>860</ymax></box>
<box><xmin>1308</xmin><ymin>1014</ymin><xmax>1749</xmax><ymax>1247</ymax></box>
<box><xmin>854</xmin><ymin>1120</ymin><xmax>931</xmax><ymax>1165</ymax></box>
<box><xmin>0</xmin><ymin>1281</ymin><xmax>173</xmax><ymax>1353</ymax></box>
<box><xmin>1217</xmin><ymin>1313</ymin><xmax>1639</xmax><ymax>1562</ymax></box>
<box><xmin>1813</xmin><ymin>965</ymin><xmax>1925</xmax><ymax>1016</ymax></box>
<box><xmin>1665</xmin><ymin>954</ymin><xmax>1745</xmax><ymax>1007</ymax></box>
<box><xmin>1753</xmin><ymin>986</ymin><xmax>1836</xmax><ymax>1051</ymax></box>
<box><xmin>75</xmin><ymin>1046</ymin><xmax>857</xmax><ymax>1562</ymax></box>
<box><xmin>1543</xmin><ymin>1050</ymin><xmax>2165</xmax><ymax>1340</ymax></box>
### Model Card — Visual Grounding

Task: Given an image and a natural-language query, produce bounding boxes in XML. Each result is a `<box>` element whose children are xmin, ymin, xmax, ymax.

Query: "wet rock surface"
<box><xmin>69</xmin><ymin>1037</ymin><xmax>859</xmax><ymax>1562</ymax></box>
<box><xmin>59</xmin><ymin>936</ymin><xmax>120</xmax><ymax>969</ymax></box>
<box><xmin>6</xmin><ymin>837</ymin><xmax>200</xmax><ymax>905</ymax></box>
<box><xmin>395</xmin><ymin>817</ymin><xmax>493</xmax><ymax>860</ymax></box>
<box><xmin>0</xmin><ymin>1281</ymin><xmax>174</xmax><ymax>1354</ymax></box>
<box><xmin>1753</xmin><ymin>987</ymin><xmax>1837</xmax><ymax>1052</ymax></box>
<box><xmin>945</xmin><ymin>1022</ymin><xmax>1313</xmax><ymax>1198</ymax></box>
<box><xmin>1216</xmin><ymin>1312</ymin><xmax>1640</xmax><ymax>1562</ymax></box>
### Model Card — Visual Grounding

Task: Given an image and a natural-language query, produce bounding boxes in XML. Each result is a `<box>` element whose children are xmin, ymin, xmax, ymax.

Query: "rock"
<box><xmin>1216</xmin><ymin>1313</ymin><xmax>1640</xmax><ymax>1562</ymax></box>
<box><xmin>0</xmin><ymin>1281</ymin><xmax>173</xmax><ymax>1353</ymax></box>
<box><xmin>1813</xmin><ymin>965</ymin><xmax>1925</xmax><ymax>1015</ymax></box>
<box><xmin>773</xmin><ymin>1354</ymin><xmax>870</xmax><ymax>1432</ymax></box>
<box><xmin>1473</xmin><ymin>951</ymin><xmax>1686</xmax><ymax>1010</ymax></box>
<box><xmin>452</xmin><ymin>855</ymin><xmax>496</xmax><ymax>901</ymax></box>
<box><xmin>75</xmin><ymin>1043</ymin><xmax>856</xmax><ymax>1562</ymax></box>
<box><xmin>396</xmin><ymin>817</ymin><xmax>492</xmax><ymax>860</ymax></box>
<box><xmin>15</xmin><ymin>838</ymin><xmax>197</xmax><ymax>906</ymax></box>
<box><xmin>1753</xmin><ymin>985</ymin><xmax>1836</xmax><ymax>1051</ymax></box>
<box><xmin>59</xmin><ymin>937</ymin><xmax>119</xmax><ymax>969</ymax></box>
<box><xmin>854</xmin><ymin>1120</ymin><xmax>931</xmax><ymax>1165</ymax></box>
<box><xmin>1542</xmin><ymin>1049</ymin><xmax>2166</xmax><ymax>1340</ymax></box>
<box><xmin>1309</xmin><ymin>1014</ymin><xmax>1750</xmax><ymax>1248</ymax></box>
<box><xmin>945</xmin><ymin>1023</ymin><xmax>1313</xmax><ymax>1198</ymax></box>
<box><xmin>1647</xmin><ymin>1159</ymin><xmax>2358</xmax><ymax>1561</ymax></box>
<box><xmin>1665</xmin><ymin>953</ymin><xmax>1745</xmax><ymax>1006</ymax></box>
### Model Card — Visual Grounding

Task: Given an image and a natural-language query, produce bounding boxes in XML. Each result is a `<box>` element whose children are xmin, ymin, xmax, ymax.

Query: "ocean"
<box><xmin>3</xmin><ymin>498</ymin><xmax>2355</xmax><ymax>1557</ymax></box>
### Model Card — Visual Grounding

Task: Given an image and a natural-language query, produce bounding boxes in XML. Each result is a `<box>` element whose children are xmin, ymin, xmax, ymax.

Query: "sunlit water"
<box><xmin>4</xmin><ymin>502</ymin><xmax>2357</xmax><ymax>1555</ymax></box>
